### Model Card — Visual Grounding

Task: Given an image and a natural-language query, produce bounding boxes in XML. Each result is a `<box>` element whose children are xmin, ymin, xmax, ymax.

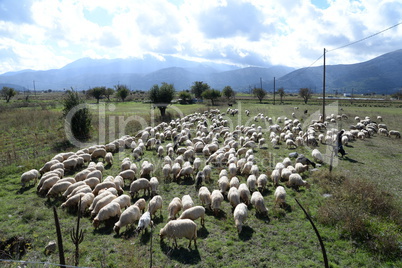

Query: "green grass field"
<box><xmin>0</xmin><ymin>93</ymin><xmax>401</xmax><ymax>267</ymax></box>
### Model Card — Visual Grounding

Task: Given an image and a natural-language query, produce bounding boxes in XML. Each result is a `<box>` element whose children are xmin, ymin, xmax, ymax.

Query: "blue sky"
<box><xmin>0</xmin><ymin>0</ymin><xmax>401</xmax><ymax>74</ymax></box>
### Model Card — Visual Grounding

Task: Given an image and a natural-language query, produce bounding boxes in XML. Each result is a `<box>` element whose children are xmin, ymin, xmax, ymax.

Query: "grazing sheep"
<box><xmin>87</xmin><ymin>170</ymin><xmax>102</xmax><ymax>181</ymax></box>
<box><xmin>177</xmin><ymin>165</ymin><xmax>194</xmax><ymax>180</ymax></box>
<box><xmin>89</xmin><ymin>190</ymin><xmax>116</xmax><ymax>211</ymax></box>
<box><xmin>129</xmin><ymin>178</ymin><xmax>151</xmax><ymax>198</ymax></box>
<box><xmin>271</xmin><ymin>169</ymin><xmax>280</xmax><ymax>187</ymax></box>
<box><xmin>105</xmin><ymin>152</ymin><xmax>113</xmax><ymax>166</ymax></box>
<box><xmin>113</xmin><ymin>204</ymin><xmax>142</xmax><ymax>235</ymax></box>
<box><xmin>251</xmin><ymin>191</ymin><xmax>268</xmax><ymax>216</ymax></box>
<box><xmin>288</xmin><ymin>173</ymin><xmax>310</xmax><ymax>190</ymax></box>
<box><xmin>46</xmin><ymin>181</ymin><xmax>72</xmax><ymax>198</ymax></box>
<box><xmin>198</xmin><ymin>186</ymin><xmax>212</xmax><ymax>209</ymax></box>
<box><xmin>159</xmin><ymin>219</ymin><xmax>197</xmax><ymax>249</ymax></box>
<box><xmin>230</xmin><ymin>176</ymin><xmax>240</xmax><ymax>189</ymax></box>
<box><xmin>286</xmin><ymin>139</ymin><xmax>297</xmax><ymax>149</ymax></box>
<box><xmin>78</xmin><ymin>193</ymin><xmax>95</xmax><ymax>214</ymax></box>
<box><xmin>134</xmin><ymin>198</ymin><xmax>146</xmax><ymax>213</ymax></box>
<box><xmin>38</xmin><ymin>176</ymin><xmax>60</xmax><ymax>195</ymax></box>
<box><xmin>274</xmin><ymin>186</ymin><xmax>286</xmax><ymax>207</ymax></box>
<box><xmin>119</xmin><ymin>169</ymin><xmax>136</xmax><ymax>185</ymax></box>
<box><xmin>178</xmin><ymin>206</ymin><xmax>206</xmax><ymax>226</ymax></box>
<box><xmin>182</xmin><ymin>195</ymin><xmax>194</xmax><ymax>211</ymax></box>
<box><xmin>202</xmin><ymin>165</ymin><xmax>212</xmax><ymax>182</ymax></box>
<box><xmin>90</xmin><ymin>194</ymin><xmax>117</xmax><ymax>218</ymax></box>
<box><xmin>93</xmin><ymin>202</ymin><xmax>121</xmax><ymax>229</ymax></box>
<box><xmin>84</xmin><ymin>177</ymin><xmax>100</xmax><ymax>190</ymax></box>
<box><xmin>66</xmin><ymin>185</ymin><xmax>92</xmax><ymax>200</ymax></box>
<box><xmin>228</xmin><ymin>187</ymin><xmax>241</xmax><ymax>209</ymax></box>
<box><xmin>162</xmin><ymin>164</ymin><xmax>172</xmax><ymax>181</ymax></box>
<box><xmin>295</xmin><ymin>163</ymin><xmax>308</xmax><ymax>173</ymax></box>
<box><xmin>136</xmin><ymin>211</ymin><xmax>153</xmax><ymax>234</ymax></box>
<box><xmin>389</xmin><ymin>130</ymin><xmax>401</xmax><ymax>139</ymax></box>
<box><xmin>233</xmin><ymin>203</ymin><xmax>248</xmax><ymax>233</ymax></box>
<box><xmin>378</xmin><ymin>128</ymin><xmax>389</xmax><ymax>136</ymax></box>
<box><xmin>74</xmin><ymin>169</ymin><xmax>91</xmax><ymax>182</ymax></box>
<box><xmin>247</xmin><ymin>174</ymin><xmax>257</xmax><ymax>192</ymax></box>
<box><xmin>39</xmin><ymin>159</ymin><xmax>60</xmax><ymax>174</ymax></box>
<box><xmin>312</xmin><ymin>149</ymin><xmax>323</xmax><ymax>163</ymax></box>
<box><xmin>211</xmin><ymin>190</ymin><xmax>224</xmax><ymax>215</ymax></box>
<box><xmin>218</xmin><ymin>176</ymin><xmax>230</xmax><ymax>195</ymax></box>
<box><xmin>60</xmin><ymin>193</ymin><xmax>86</xmax><ymax>209</ymax></box>
<box><xmin>112</xmin><ymin>194</ymin><xmax>131</xmax><ymax>209</ymax></box>
<box><xmin>148</xmin><ymin>195</ymin><xmax>163</xmax><ymax>218</ymax></box>
<box><xmin>238</xmin><ymin>183</ymin><xmax>251</xmax><ymax>205</ymax></box>
<box><xmin>150</xmin><ymin>177</ymin><xmax>159</xmax><ymax>196</ymax></box>
<box><xmin>168</xmin><ymin>197</ymin><xmax>183</xmax><ymax>221</ymax></box>
<box><xmin>91</xmin><ymin>148</ymin><xmax>107</xmax><ymax>160</ymax></box>
<box><xmin>92</xmin><ymin>181</ymin><xmax>116</xmax><ymax>196</ymax></box>
<box><xmin>21</xmin><ymin>169</ymin><xmax>40</xmax><ymax>187</ymax></box>
<box><xmin>257</xmin><ymin>174</ymin><xmax>268</xmax><ymax>192</ymax></box>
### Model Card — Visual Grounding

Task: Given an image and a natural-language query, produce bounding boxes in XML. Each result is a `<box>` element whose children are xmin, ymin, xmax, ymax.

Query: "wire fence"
<box><xmin>0</xmin><ymin>259</ymin><xmax>94</xmax><ymax>268</ymax></box>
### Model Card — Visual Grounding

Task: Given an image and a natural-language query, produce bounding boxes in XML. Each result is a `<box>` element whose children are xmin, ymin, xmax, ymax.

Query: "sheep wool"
<box><xmin>238</xmin><ymin>183</ymin><xmax>251</xmax><ymax>205</ymax></box>
<box><xmin>112</xmin><ymin>194</ymin><xmax>131</xmax><ymax>209</ymax></box>
<box><xmin>251</xmin><ymin>191</ymin><xmax>268</xmax><ymax>216</ymax></box>
<box><xmin>113</xmin><ymin>204</ymin><xmax>141</xmax><ymax>235</ymax></box>
<box><xmin>211</xmin><ymin>190</ymin><xmax>224</xmax><ymax>215</ymax></box>
<box><xmin>234</xmin><ymin>203</ymin><xmax>248</xmax><ymax>233</ymax></box>
<box><xmin>198</xmin><ymin>187</ymin><xmax>212</xmax><ymax>209</ymax></box>
<box><xmin>159</xmin><ymin>219</ymin><xmax>197</xmax><ymax>249</ymax></box>
<box><xmin>148</xmin><ymin>195</ymin><xmax>163</xmax><ymax>218</ymax></box>
<box><xmin>93</xmin><ymin>202</ymin><xmax>121</xmax><ymax>229</ymax></box>
<box><xmin>274</xmin><ymin>186</ymin><xmax>286</xmax><ymax>207</ymax></box>
<box><xmin>129</xmin><ymin>178</ymin><xmax>151</xmax><ymax>198</ymax></box>
<box><xmin>181</xmin><ymin>195</ymin><xmax>194</xmax><ymax>211</ymax></box>
<box><xmin>21</xmin><ymin>169</ymin><xmax>40</xmax><ymax>187</ymax></box>
<box><xmin>228</xmin><ymin>187</ymin><xmax>241</xmax><ymax>208</ymax></box>
<box><xmin>78</xmin><ymin>193</ymin><xmax>95</xmax><ymax>214</ymax></box>
<box><xmin>168</xmin><ymin>197</ymin><xmax>183</xmax><ymax>221</ymax></box>
<box><xmin>134</xmin><ymin>198</ymin><xmax>146</xmax><ymax>213</ymax></box>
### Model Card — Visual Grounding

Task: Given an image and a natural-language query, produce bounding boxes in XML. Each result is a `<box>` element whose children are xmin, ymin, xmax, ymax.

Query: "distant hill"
<box><xmin>275</xmin><ymin>49</ymin><xmax>402</xmax><ymax>94</ymax></box>
<box><xmin>1</xmin><ymin>50</ymin><xmax>401</xmax><ymax>94</ymax></box>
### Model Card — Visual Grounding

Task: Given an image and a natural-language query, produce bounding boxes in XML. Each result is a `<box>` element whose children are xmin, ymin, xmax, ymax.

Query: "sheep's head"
<box><xmin>236</xmin><ymin>221</ymin><xmax>243</xmax><ymax>233</ymax></box>
<box><xmin>113</xmin><ymin>225</ymin><xmax>120</xmax><ymax>235</ymax></box>
<box><xmin>92</xmin><ymin>219</ymin><xmax>100</xmax><ymax>229</ymax></box>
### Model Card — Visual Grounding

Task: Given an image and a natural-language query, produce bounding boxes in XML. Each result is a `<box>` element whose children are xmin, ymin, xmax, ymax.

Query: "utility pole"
<box><xmin>33</xmin><ymin>80</ymin><xmax>36</xmax><ymax>96</ymax></box>
<box><xmin>322</xmin><ymin>48</ymin><xmax>326</xmax><ymax>120</ymax></box>
<box><xmin>260</xmin><ymin>77</ymin><xmax>263</xmax><ymax>90</ymax></box>
<box><xmin>273</xmin><ymin>77</ymin><xmax>276</xmax><ymax>105</ymax></box>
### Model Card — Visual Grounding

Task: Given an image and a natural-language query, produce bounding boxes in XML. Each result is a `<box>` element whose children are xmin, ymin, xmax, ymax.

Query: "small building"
<box><xmin>344</xmin><ymin>93</ymin><xmax>352</xmax><ymax>97</ymax></box>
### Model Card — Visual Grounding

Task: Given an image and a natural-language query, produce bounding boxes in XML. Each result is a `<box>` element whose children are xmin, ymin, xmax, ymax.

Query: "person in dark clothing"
<box><xmin>336</xmin><ymin>130</ymin><xmax>346</xmax><ymax>157</ymax></box>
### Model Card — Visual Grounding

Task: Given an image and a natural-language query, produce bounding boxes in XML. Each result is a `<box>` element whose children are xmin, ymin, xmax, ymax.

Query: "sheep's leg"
<box><xmin>201</xmin><ymin>217</ymin><xmax>205</xmax><ymax>227</ymax></box>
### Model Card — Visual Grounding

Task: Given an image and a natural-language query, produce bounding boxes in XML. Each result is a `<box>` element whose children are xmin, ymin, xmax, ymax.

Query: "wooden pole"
<box><xmin>273</xmin><ymin>77</ymin><xmax>276</xmax><ymax>105</ymax></box>
<box><xmin>322</xmin><ymin>48</ymin><xmax>326</xmax><ymax>119</ymax></box>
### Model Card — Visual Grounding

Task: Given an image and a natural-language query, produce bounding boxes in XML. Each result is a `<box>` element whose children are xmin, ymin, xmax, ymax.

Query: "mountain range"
<box><xmin>1</xmin><ymin>50</ymin><xmax>402</xmax><ymax>94</ymax></box>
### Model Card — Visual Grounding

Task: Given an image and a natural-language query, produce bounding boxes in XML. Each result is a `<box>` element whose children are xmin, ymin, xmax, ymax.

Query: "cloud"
<box><xmin>0</xmin><ymin>0</ymin><xmax>34</xmax><ymax>24</ymax></box>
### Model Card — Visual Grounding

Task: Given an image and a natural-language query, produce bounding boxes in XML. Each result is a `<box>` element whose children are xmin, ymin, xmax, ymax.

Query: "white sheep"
<box><xmin>247</xmin><ymin>174</ymin><xmax>257</xmax><ymax>192</ymax></box>
<box><xmin>78</xmin><ymin>193</ymin><xmax>95</xmax><ymax>214</ymax></box>
<box><xmin>178</xmin><ymin>206</ymin><xmax>206</xmax><ymax>226</ymax></box>
<box><xmin>74</xmin><ymin>169</ymin><xmax>91</xmax><ymax>182</ymax></box>
<box><xmin>233</xmin><ymin>203</ymin><xmax>248</xmax><ymax>233</ymax></box>
<box><xmin>218</xmin><ymin>176</ymin><xmax>230</xmax><ymax>195</ymax></box>
<box><xmin>134</xmin><ymin>198</ymin><xmax>146</xmax><ymax>213</ymax></box>
<box><xmin>129</xmin><ymin>178</ymin><xmax>151</xmax><ymax>198</ymax></box>
<box><xmin>228</xmin><ymin>187</ymin><xmax>241</xmax><ymax>208</ymax></box>
<box><xmin>88</xmin><ymin>190</ymin><xmax>116</xmax><ymax>212</ymax></box>
<box><xmin>149</xmin><ymin>177</ymin><xmax>159</xmax><ymax>196</ymax></box>
<box><xmin>148</xmin><ymin>195</ymin><xmax>163</xmax><ymax>218</ymax></box>
<box><xmin>113</xmin><ymin>204</ymin><xmax>142</xmax><ymax>235</ymax></box>
<box><xmin>257</xmin><ymin>174</ymin><xmax>268</xmax><ymax>192</ymax></box>
<box><xmin>238</xmin><ymin>183</ymin><xmax>251</xmax><ymax>205</ymax></box>
<box><xmin>198</xmin><ymin>186</ymin><xmax>212</xmax><ymax>209</ymax></box>
<box><xmin>274</xmin><ymin>186</ymin><xmax>286</xmax><ymax>207</ymax></box>
<box><xmin>182</xmin><ymin>194</ymin><xmax>194</xmax><ymax>211</ymax></box>
<box><xmin>271</xmin><ymin>169</ymin><xmax>280</xmax><ymax>187</ymax></box>
<box><xmin>93</xmin><ymin>202</ymin><xmax>121</xmax><ymax>229</ymax></box>
<box><xmin>211</xmin><ymin>190</ymin><xmax>224</xmax><ymax>215</ymax></box>
<box><xmin>66</xmin><ymin>185</ymin><xmax>92</xmax><ymax>200</ymax></box>
<box><xmin>83</xmin><ymin>177</ymin><xmax>100</xmax><ymax>190</ymax></box>
<box><xmin>39</xmin><ymin>159</ymin><xmax>60</xmax><ymax>174</ymax></box>
<box><xmin>91</xmin><ymin>148</ymin><xmax>107</xmax><ymax>160</ymax></box>
<box><xmin>312</xmin><ymin>149</ymin><xmax>323</xmax><ymax>163</ymax></box>
<box><xmin>202</xmin><ymin>165</ymin><xmax>212</xmax><ymax>182</ymax></box>
<box><xmin>38</xmin><ymin>176</ymin><xmax>60</xmax><ymax>195</ymax></box>
<box><xmin>230</xmin><ymin>176</ymin><xmax>240</xmax><ymax>189</ymax></box>
<box><xmin>168</xmin><ymin>197</ymin><xmax>183</xmax><ymax>221</ymax></box>
<box><xmin>90</xmin><ymin>194</ymin><xmax>117</xmax><ymax>218</ymax></box>
<box><xmin>295</xmin><ymin>163</ymin><xmax>308</xmax><ymax>173</ymax></box>
<box><xmin>159</xmin><ymin>219</ymin><xmax>197</xmax><ymax>249</ymax></box>
<box><xmin>251</xmin><ymin>191</ymin><xmax>268</xmax><ymax>216</ymax></box>
<box><xmin>119</xmin><ymin>169</ymin><xmax>136</xmax><ymax>185</ymax></box>
<box><xmin>21</xmin><ymin>169</ymin><xmax>40</xmax><ymax>187</ymax></box>
<box><xmin>92</xmin><ymin>181</ymin><xmax>116</xmax><ymax>196</ymax></box>
<box><xmin>60</xmin><ymin>193</ymin><xmax>86</xmax><ymax>209</ymax></box>
<box><xmin>46</xmin><ymin>181</ymin><xmax>72</xmax><ymax>198</ymax></box>
<box><xmin>105</xmin><ymin>152</ymin><xmax>113</xmax><ymax>166</ymax></box>
<box><xmin>288</xmin><ymin>173</ymin><xmax>310</xmax><ymax>190</ymax></box>
<box><xmin>112</xmin><ymin>194</ymin><xmax>131</xmax><ymax>209</ymax></box>
<box><xmin>136</xmin><ymin>211</ymin><xmax>153</xmax><ymax>234</ymax></box>
<box><xmin>162</xmin><ymin>164</ymin><xmax>172</xmax><ymax>181</ymax></box>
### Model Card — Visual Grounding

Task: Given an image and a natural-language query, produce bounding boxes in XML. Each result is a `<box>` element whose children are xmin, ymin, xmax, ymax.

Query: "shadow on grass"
<box><xmin>52</xmin><ymin>139</ymin><xmax>74</xmax><ymax>152</ymax></box>
<box><xmin>92</xmin><ymin>217</ymin><xmax>118</xmax><ymax>235</ymax></box>
<box><xmin>255</xmin><ymin>212</ymin><xmax>270</xmax><ymax>223</ymax></box>
<box><xmin>159</xmin><ymin>239</ymin><xmax>201</xmax><ymax>265</ymax></box>
<box><xmin>239</xmin><ymin>225</ymin><xmax>254</xmax><ymax>241</ymax></box>
<box><xmin>197</xmin><ymin>226</ymin><xmax>209</xmax><ymax>239</ymax></box>
<box><xmin>341</xmin><ymin>156</ymin><xmax>363</xmax><ymax>164</ymax></box>
<box><xmin>17</xmin><ymin>184</ymin><xmax>35</xmax><ymax>194</ymax></box>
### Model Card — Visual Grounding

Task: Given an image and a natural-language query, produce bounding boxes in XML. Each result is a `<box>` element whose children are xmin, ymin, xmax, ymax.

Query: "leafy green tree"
<box><xmin>277</xmin><ymin>87</ymin><xmax>285</xmax><ymax>104</ymax></box>
<box><xmin>86</xmin><ymin>86</ymin><xmax>106</xmax><ymax>104</ymax></box>
<box><xmin>105</xmin><ymin>88</ymin><xmax>115</xmax><ymax>101</ymax></box>
<box><xmin>178</xmin><ymin>91</ymin><xmax>192</xmax><ymax>104</ymax></box>
<box><xmin>1</xmin><ymin>86</ymin><xmax>17</xmax><ymax>103</ymax></box>
<box><xmin>115</xmin><ymin>85</ymin><xmax>130</xmax><ymax>102</ymax></box>
<box><xmin>149</xmin><ymin>82</ymin><xmax>176</xmax><ymax>117</ymax></box>
<box><xmin>202</xmin><ymin>89</ymin><xmax>221</xmax><ymax>106</ymax></box>
<box><xmin>391</xmin><ymin>89</ymin><xmax>402</xmax><ymax>100</ymax></box>
<box><xmin>222</xmin><ymin>86</ymin><xmax>235</xmax><ymax>102</ymax></box>
<box><xmin>299</xmin><ymin>87</ymin><xmax>313</xmax><ymax>104</ymax></box>
<box><xmin>62</xmin><ymin>89</ymin><xmax>92</xmax><ymax>142</ymax></box>
<box><xmin>191</xmin><ymin>81</ymin><xmax>210</xmax><ymax>99</ymax></box>
<box><xmin>253</xmin><ymin>87</ymin><xmax>266</xmax><ymax>103</ymax></box>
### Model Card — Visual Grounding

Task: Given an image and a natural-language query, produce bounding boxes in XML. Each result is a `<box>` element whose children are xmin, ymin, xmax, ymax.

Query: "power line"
<box><xmin>327</xmin><ymin>21</ymin><xmax>402</xmax><ymax>53</ymax></box>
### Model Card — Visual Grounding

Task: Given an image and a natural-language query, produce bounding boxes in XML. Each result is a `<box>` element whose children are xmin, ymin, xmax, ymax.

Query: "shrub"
<box><xmin>62</xmin><ymin>90</ymin><xmax>92</xmax><ymax>142</ymax></box>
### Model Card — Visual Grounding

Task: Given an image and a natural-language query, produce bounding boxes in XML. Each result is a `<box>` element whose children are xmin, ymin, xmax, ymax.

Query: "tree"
<box><xmin>149</xmin><ymin>82</ymin><xmax>175</xmax><ymax>117</ymax></box>
<box><xmin>1</xmin><ymin>86</ymin><xmax>17</xmax><ymax>103</ymax></box>
<box><xmin>202</xmin><ymin>89</ymin><xmax>221</xmax><ymax>106</ymax></box>
<box><xmin>299</xmin><ymin>88</ymin><xmax>313</xmax><ymax>104</ymax></box>
<box><xmin>277</xmin><ymin>87</ymin><xmax>285</xmax><ymax>104</ymax></box>
<box><xmin>86</xmin><ymin>86</ymin><xmax>106</xmax><ymax>104</ymax></box>
<box><xmin>391</xmin><ymin>89</ymin><xmax>402</xmax><ymax>100</ymax></box>
<box><xmin>105</xmin><ymin>88</ymin><xmax>115</xmax><ymax>101</ymax></box>
<box><xmin>115</xmin><ymin>85</ymin><xmax>130</xmax><ymax>102</ymax></box>
<box><xmin>222</xmin><ymin>86</ymin><xmax>235</xmax><ymax>103</ymax></box>
<box><xmin>253</xmin><ymin>87</ymin><xmax>266</xmax><ymax>103</ymax></box>
<box><xmin>62</xmin><ymin>89</ymin><xmax>91</xmax><ymax>142</ymax></box>
<box><xmin>191</xmin><ymin>81</ymin><xmax>210</xmax><ymax>99</ymax></box>
<box><xmin>178</xmin><ymin>91</ymin><xmax>192</xmax><ymax>104</ymax></box>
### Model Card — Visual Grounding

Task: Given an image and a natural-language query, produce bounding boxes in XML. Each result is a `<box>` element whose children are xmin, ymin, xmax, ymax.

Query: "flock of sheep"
<box><xmin>20</xmin><ymin>106</ymin><xmax>400</xmax><ymax>250</ymax></box>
